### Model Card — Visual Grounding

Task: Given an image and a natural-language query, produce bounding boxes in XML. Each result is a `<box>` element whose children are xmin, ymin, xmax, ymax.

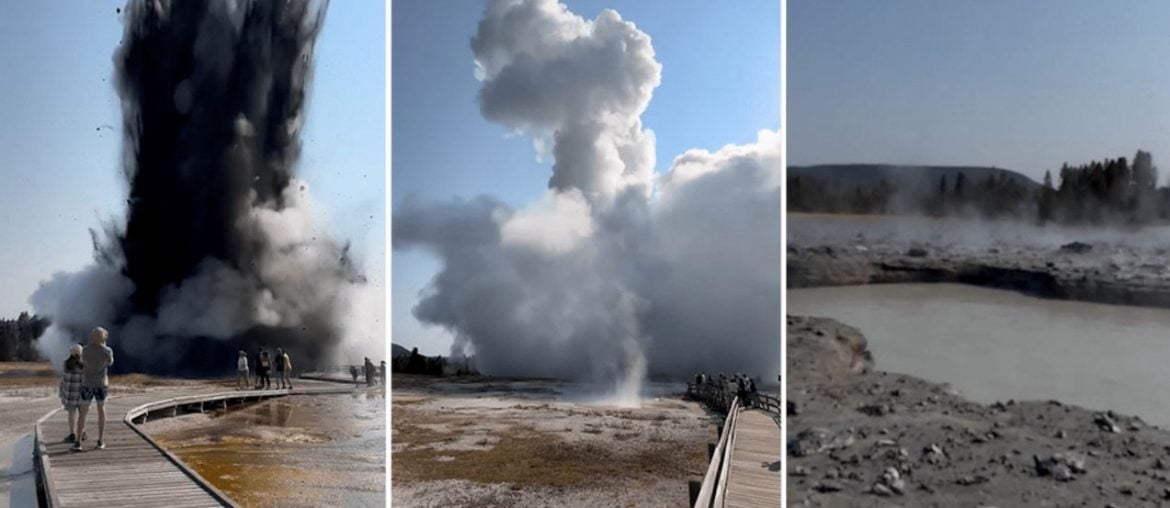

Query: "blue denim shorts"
<box><xmin>80</xmin><ymin>386</ymin><xmax>108</xmax><ymax>404</ymax></box>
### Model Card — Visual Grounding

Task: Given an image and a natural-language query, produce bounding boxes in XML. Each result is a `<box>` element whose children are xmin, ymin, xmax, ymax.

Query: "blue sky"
<box><xmin>790</xmin><ymin>0</ymin><xmax>1170</xmax><ymax>183</ymax></box>
<box><xmin>392</xmin><ymin>1</ymin><xmax>781</xmax><ymax>355</ymax></box>
<box><xmin>0</xmin><ymin>2</ymin><xmax>384</xmax><ymax>318</ymax></box>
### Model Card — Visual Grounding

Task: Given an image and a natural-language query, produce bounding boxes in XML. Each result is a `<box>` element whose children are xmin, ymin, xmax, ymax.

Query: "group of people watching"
<box><xmin>694</xmin><ymin>371</ymin><xmax>760</xmax><ymax>409</ymax></box>
<box><xmin>57</xmin><ymin>329</ymin><xmax>390</xmax><ymax>454</ymax></box>
<box><xmin>58</xmin><ymin>327</ymin><xmax>114</xmax><ymax>451</ymax></box>
<box><xmin>237</xmin><ymin>347</ymin><xmax>294</xmax><ymax>390</ymax></box>
<box><xmin>349</xmin><ymin>357</ymin><xmax>386</xmax><ymax>386</ymax></box>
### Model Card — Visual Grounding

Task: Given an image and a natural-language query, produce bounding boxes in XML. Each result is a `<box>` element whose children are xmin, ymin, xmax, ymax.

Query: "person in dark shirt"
<box><xmin>257</xmin><ymin>350</ymin><xmax>272</xmax><ymax>390</ymax></box>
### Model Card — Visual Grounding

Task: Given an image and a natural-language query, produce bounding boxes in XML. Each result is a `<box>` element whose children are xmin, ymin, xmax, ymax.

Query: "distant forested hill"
<box><xmin>788</xmin><ymin>155</ymin><xmax>1170</xmax><ymax>225</ymax></box>
<box><xmin>788</xmin><ymin>164</ymin><xmax>1040</xmax><ymax>193</ymax></box>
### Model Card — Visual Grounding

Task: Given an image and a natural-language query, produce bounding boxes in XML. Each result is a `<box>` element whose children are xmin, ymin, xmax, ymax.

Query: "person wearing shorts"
<box><xmin>76</xmin><ymin>327</ymin><xmax>114</xmax><ymax>451</ymax></box>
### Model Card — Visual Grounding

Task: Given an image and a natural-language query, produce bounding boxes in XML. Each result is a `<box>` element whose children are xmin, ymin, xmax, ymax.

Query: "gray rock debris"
<box><xmin>869</xmin><ymin>467</ymin><xmax>907</xmax><ymax>496</ymax></box>
<box><xmin>789</xmin><ymin>427</ymin><xmax>856</xmax><ymax>457</ymax></box>
<box><xmin>1034</xmin><ymin>452</ymin><xmax>1087</xmax><ymax>481</ymax></box>
<box><xmin>1095</xmin><ymin>413</ymin><xmax>1122</xmax><ymax>433</ymax></box>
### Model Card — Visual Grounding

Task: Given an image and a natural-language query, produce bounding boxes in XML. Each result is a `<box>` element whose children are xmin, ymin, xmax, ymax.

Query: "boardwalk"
<box><xmin>36</xmin><ymin>380</ymin><xmax>355</xmax><ymax>508</ymax></box>
<box><xmin>687</xmin><ymin>382</ymin><xmax>782</xmax><ymax>508</ymax></box>
<box><xmin>723</xmin><ymin>409</ymin><xmax>782</xmax><ymax>508</ymax></box>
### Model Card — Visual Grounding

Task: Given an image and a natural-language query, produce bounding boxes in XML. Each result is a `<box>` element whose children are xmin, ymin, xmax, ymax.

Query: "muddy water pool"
<box><xmin>790</xmin><ymin>283</ymin><xmax>1170</xmax><ymax>426</ymax></box>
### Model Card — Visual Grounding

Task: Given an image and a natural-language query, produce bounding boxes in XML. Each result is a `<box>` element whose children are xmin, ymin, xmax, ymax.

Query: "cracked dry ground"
<box><xmin>390</xmin><ymin>374</ymin><xmax>716</xmax><ymax>508</ymax></box>
<box><xmin>788</xmin><ymin>315</ymin><xmax>1170</xmax><ymax>507</ymax></box>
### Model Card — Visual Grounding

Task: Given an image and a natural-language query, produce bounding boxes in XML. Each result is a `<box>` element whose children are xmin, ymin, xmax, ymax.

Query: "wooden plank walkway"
<box><xmin>36</xmin><ymin>380</ymin><xmax>356</xmax><ymax>508</ymax></box>
<box><xmin>723</xmin><ymin>409</ymin><xmax>782</xmax><ymax>508</ymax></box>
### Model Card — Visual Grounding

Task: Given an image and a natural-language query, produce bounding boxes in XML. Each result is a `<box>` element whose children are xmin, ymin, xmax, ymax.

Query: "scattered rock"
<box><xmin>922</xmin><ymin>443</ymin><xmax>946</xmax><ymax>464</ymax></box>
<box><xmin>956</xmin><ymin>475</ymin><xmax>989</xmax><ymax>486</ymax></box>
<box><xmin>1034</xmin><ymin>453</ymin><xmax>1087</xmax><ymax>481</ymax></box>
<box><xmin>858</xmin><ymin>403</ymin><xmax>893</xmax><ymax>417</ymax></box>
<box><xmin>1060</xmin><ymin>241</ymin><xmax>1093</xmax><ymax>254</ymax></box>
<box><xmin>1095</xmin><ymin>413</ymin><xmax>1122</xmax><ymax>433</ymax></box>
<box><xmin>812</xmin><ymin>482</ymin><xmax>843</xmax><ymax>493</ymax></box>
<box><xmin>870</xmin><ymin>467</ymin><xmax>905</xmax><ymax>496</ymax></box>
<box><xmin>787</xmin><ymin>314</ymin><xmax>1170</xmax><ymax>506</ymax></box>
<box><xmin>870</xmin><ymin>483</ymin><xmax>893</xmax><ymax>497</ymax></box>
<box><xmin>907</xmin><ymin>247</ymin><xmax>928</xmax><ymax>257</ymax></box>
<box><xmin>789</xmin><ymin>428</ymin><xmax>855</xmax><ymax>457</ymax></box>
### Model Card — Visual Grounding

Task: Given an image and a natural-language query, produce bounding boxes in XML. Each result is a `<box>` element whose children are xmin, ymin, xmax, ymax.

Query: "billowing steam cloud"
<box><xmin>32</xmin><ymin>0</ymin><xmax>379</xmax><ymax>375</ymax></box>
<box><xmin>394</xmin><ymin>0</ymin><xmax>781</xmax><ymax>389</ymax></box>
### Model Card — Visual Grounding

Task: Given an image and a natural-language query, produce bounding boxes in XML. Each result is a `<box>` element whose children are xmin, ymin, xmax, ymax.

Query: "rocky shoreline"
<box><xmin>787</xmin><ymin>315</ymin><xmax>1170</xmax><ymax>506</ymax></box>
<box><xmin>788</xmin><ymin>239</ymin><xmax>1170</xmax><ymax>310</ymax></box>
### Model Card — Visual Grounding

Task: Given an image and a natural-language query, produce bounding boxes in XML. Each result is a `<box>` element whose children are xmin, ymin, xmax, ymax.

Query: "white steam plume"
<box><xmin>394</xmin><ymin>0</ymin><xmax>780</xmax><ymax>393</ymax></box>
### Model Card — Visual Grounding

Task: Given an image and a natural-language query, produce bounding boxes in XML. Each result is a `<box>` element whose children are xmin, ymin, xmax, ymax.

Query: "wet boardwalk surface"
<box><xmin>37</xmin><ymin>380</ymin><xmax>354</xmax><ymax>508</ymax></box>
<box><xmin>724</xmin><ymin>409</ymin><xmax>782</xmax><ymax>508</ymax></box>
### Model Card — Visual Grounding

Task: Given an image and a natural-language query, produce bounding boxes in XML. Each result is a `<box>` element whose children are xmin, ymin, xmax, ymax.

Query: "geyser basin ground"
<box><xmin>390</xmin><ymin>374</ymin><xmax>714</xmax><ymax>507</ymax></box>
<box><xmin>787</xmin><ymin>315</ymin><xmax>1170</xmax><ymax>506</ymax></box>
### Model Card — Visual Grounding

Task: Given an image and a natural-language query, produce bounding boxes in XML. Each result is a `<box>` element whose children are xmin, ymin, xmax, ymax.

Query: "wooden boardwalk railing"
<box><xmin>687</xmin><ymin>381</ymin><xmax>782</xmax><ymax>508</ymax></box>
<box><xmin>33</xmin><ymin>379</ymin><xmax>356</xmax><ymax>508</ymax></box>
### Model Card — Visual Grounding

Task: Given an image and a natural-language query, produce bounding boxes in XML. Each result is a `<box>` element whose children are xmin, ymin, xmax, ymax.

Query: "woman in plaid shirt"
<box><xmin>59</xmin><ymin>344</ymin><xmax>84</xmax><ymax>443</ymax></box>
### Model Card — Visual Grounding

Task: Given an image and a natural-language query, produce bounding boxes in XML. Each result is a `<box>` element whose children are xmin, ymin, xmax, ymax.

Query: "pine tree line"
<box><xmin>0</xmin><ymin>312</ymin><xmax>50</xmax><ymax>362</ymax></box>
<box><xmin>789</xmin><ymin>150</ymin><xmax>1170</xmax><ymax>225</ymax></box>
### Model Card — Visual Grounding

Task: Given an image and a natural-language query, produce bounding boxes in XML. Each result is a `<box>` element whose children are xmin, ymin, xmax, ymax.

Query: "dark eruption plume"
<box><xmin>116</xmin><ymin>0</ymin><xmax>323</xmax><ymax>313</ymax></box>
<box><xmin>31</xmin><ymin>0</ymin><xmax>373</xmax><ymax>375</ymax></box>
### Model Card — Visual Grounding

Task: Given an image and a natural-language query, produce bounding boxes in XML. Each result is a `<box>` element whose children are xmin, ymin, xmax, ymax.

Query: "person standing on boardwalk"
<box><xmin>274</xmin><ymin>348</ymin><xmax>287</xmax><ymax>389</ymax></box>
<box><xmin>363</xmin><ymin>357</ymin><xmax>374</xmax><ymax>386</ymax></box>
<box><xmin>237</xmin><ymin>351</ymin><xmax>250</xmax><ymax>390</ymax></box>
<box><xmin>379</xmin><ymin>360</ymin><xmax>387</xmax><ymax>386</ymax></box>
<box><xmin>254</xmin><ymin>347</ymin><xmax>265</xmax><ymax>389</ymax></box>
<box><xmin>76</xmin><ymin>327</ymin><xmax>113</xmax><ymax>451</ymax></box>
<box><xmin>59</xmin><ymin>344</ymin><xmax>84</xmax><ymax>443</ymax></box>
<box><xmin>349</xmin><ymin>365</ymin><xmax>360</xmax><ymax>383</ymax></box>
<box><xmin>257</xmin><ymin>350</ymin><xmax>272</xmax><ymax>390</ymax></box>
<box><xmin>278</xmin><ymin>348</ymin><xmax>293</xmax><ymax>390</ymax></box>
<box><xmin>736</xmin><ymin>374</ymin><xmax>747</xmax><ymax>404</ymax></box>
<box><xmin>747</xmin><ymin>376</ymin><xmax>759</xmax><ymax>408</ymax></box>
